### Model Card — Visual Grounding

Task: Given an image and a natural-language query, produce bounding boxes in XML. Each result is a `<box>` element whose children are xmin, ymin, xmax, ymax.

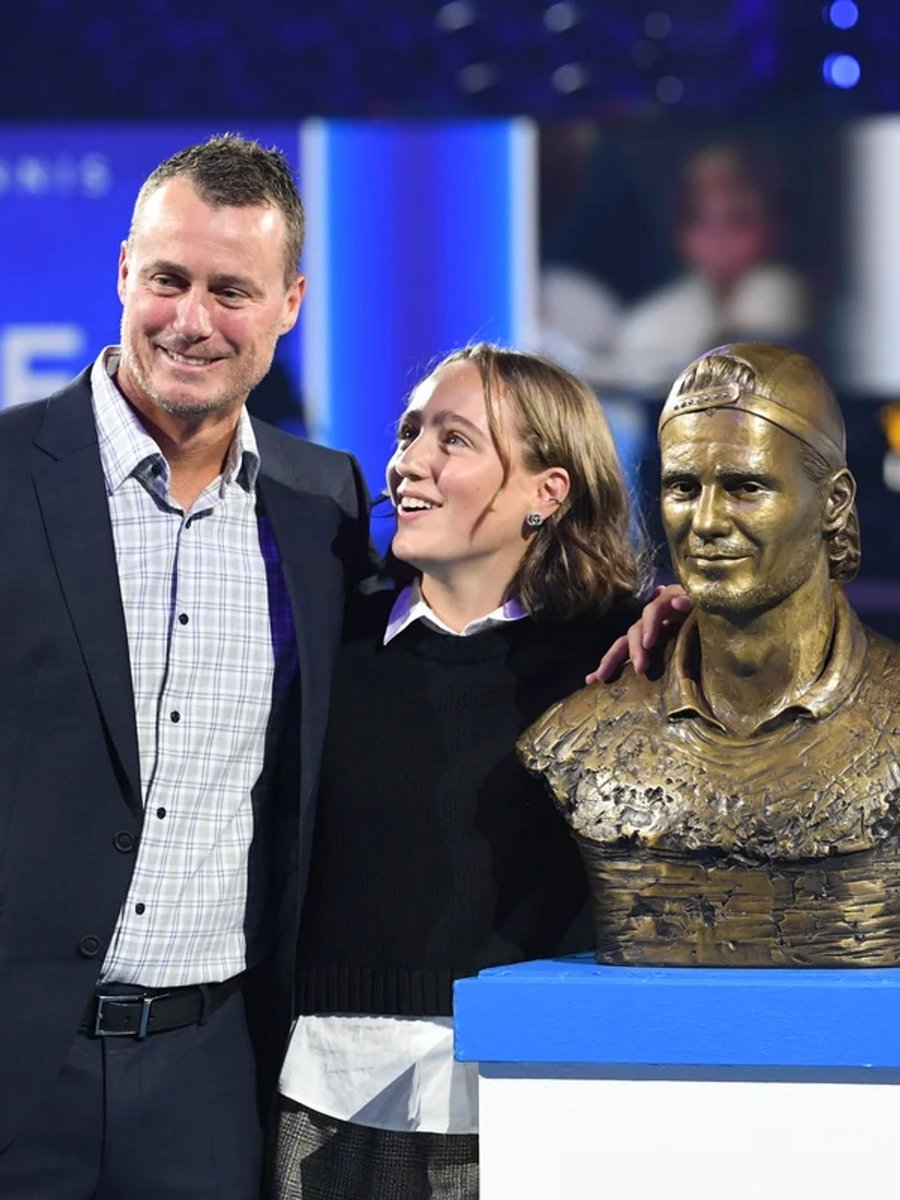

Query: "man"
<box><xmin>521</xmin><ymin>342</ymin><xmax>900</xmax><ymax>969</ymax></box>
<box><xmin>0</xmin><ymin>135</ymin><xmax>373</xmax><ymax>1197</ymax></box>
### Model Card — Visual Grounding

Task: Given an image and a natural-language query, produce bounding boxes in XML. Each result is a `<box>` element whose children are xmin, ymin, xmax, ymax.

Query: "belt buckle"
<box><xmin>93</xmin><ymin>992</ymin><xmax>155</xmax><ymax>1039</ymax></box>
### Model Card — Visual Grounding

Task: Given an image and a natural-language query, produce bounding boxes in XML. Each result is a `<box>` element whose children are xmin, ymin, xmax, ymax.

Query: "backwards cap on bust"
<box><xmin>658</xmin><ymin>342</ymin><xmax>845</xmax><ymax>469</ymax></box>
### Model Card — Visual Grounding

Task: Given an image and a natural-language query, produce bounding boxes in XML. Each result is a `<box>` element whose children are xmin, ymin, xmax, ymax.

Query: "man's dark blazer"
<box><xmin>0</xmin><ymin>368</ymin><xmax>374</xmax><ymax>1152</ymax></box>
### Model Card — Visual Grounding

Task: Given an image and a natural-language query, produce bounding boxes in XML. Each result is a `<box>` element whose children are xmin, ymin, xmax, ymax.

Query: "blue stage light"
<box><xmin>822</xmin><ymin>52</ymin><xmax>861</xmax><ymax>88</ymax></box>
<box><xmin>827</xmin><ymin>1</ymin><xmax>859</xmax><ymax>30</ymax></box>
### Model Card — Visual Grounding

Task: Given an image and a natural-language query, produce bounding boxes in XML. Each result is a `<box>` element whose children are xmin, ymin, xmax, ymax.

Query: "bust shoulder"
<box><xmin>519</xmin><ymin>619</ymin><xmax>900</xmax><ymax>863</ymax></box>
<box><xmin>518</xmin><ymin>664</ymin><xmax>664</xmax><ymax>787</ymax></box>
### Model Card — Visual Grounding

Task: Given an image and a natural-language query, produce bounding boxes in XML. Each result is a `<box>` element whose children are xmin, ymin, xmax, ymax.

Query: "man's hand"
<box><xmin>586</xmin><ymin>584</ymin><xmax>693</xmax><ymax>683</ymax></box>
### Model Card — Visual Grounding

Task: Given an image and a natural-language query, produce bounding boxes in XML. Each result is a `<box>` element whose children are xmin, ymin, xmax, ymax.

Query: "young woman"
<box><xmin>274</xmin><ymin>344</ymin><xmax>648</xmax><ymax>1200</ymax></box>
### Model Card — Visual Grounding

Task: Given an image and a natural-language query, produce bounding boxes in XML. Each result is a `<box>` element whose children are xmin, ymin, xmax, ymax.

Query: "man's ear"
<box><xmin>823</xmin><ymin>468</ymin><xmax>856</xmax><ymax>535</ymax></box>
<box><xmin>117</xmin><ymin>241</ymin><xmax>129</xmax><ymax>304</ymax></box>
<box><xmin>280</xmin><ymin>274</ymin><xmax>306</xmax><ymax>335</ymax></box>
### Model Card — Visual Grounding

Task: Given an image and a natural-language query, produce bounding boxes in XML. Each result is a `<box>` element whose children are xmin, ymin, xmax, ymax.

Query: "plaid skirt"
<box><xmin>273</xmin><ymin>1098</ymin><xmax>479</xmax><ymax>1200</ymax></box>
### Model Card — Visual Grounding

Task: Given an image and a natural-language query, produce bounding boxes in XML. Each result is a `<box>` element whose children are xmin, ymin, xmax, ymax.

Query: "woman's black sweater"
<box><xmin>294</xmin><ymin>589</ymin><xmax>639</xmax><ymax>1017</ymax></box>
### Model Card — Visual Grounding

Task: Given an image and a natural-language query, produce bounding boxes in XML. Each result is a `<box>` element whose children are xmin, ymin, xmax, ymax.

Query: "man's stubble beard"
<box><xmin>118</xmin><ymin>333</ymin><xmax>276</xmax><ymax>424</ymax></box>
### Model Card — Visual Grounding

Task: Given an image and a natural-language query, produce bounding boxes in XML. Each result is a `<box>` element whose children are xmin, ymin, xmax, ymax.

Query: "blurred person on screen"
<box><xmin>541</xmin><ymin>142</ymin><xmax>810</xmax><ymax>397</ymax></box>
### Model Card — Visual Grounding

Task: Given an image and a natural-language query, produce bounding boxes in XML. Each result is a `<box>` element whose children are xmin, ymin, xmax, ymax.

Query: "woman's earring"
<box><xmin>525</xmin><ymin>512</ymin><xmax>544</xmax><ymax>529</ymax></box>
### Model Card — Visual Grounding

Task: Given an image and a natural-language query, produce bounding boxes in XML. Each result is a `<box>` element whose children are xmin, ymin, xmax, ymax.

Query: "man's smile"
<box><xmin>158</xmin><ymin>346</ymin><xmax>224</xmax><ymax>367</ymax></box>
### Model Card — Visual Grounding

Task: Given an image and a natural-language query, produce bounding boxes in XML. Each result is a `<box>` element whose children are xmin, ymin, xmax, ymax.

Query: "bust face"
<box><xmin>660</xmin><ymin>407</ymin><xmax>827</xmax><ymax>616</ymax></box>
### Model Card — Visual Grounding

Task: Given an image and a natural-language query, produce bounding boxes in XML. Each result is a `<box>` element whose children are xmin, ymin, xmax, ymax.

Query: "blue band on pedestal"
<box><xmin>453</xmin><ymin>954</ymin><xmax>900</xmax><ymax>1069</ymax></box>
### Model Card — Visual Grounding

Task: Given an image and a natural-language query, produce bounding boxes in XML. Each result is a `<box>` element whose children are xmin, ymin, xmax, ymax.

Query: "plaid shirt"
<box><xmin>91</xmin><ymin>349</ymin><xmax>297</xmax><ymax>986</ymax></box>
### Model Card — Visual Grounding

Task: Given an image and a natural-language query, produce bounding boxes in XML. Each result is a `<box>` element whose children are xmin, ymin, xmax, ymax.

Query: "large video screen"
<box><xmin>534</xmin><ymin>117</ymin><xmax>900</xmax><ymax>610</ymax></box>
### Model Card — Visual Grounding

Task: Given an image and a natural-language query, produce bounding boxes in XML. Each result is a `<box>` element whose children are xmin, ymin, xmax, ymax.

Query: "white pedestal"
<box><xmin>454</xmin><ymin>956</ymin><xmax>900</xmax><ymax>1200</ymax></box>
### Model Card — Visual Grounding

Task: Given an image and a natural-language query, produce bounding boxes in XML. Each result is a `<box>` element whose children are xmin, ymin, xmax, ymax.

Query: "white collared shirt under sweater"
<box><xmin>280</xmin><ymin>582</ymin><xmax>527</xmax><ymax>1135</ymax></box>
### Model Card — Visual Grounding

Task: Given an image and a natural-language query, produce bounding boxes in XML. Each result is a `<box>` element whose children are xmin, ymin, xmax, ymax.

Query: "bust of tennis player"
<box><xmin>519</xmin><ymin>342</ymin><xmax>900</xmax><ymax>968</ymax></box>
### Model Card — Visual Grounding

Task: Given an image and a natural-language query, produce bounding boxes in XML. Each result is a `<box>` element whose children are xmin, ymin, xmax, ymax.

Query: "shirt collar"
<box><xmin>663</xmin><ymin>584</ymin><xmax>868</xmax><ymax>735</ymax></box>
<box><xmin>384</xmin><ymin>580</ymin><xmax>527</xmax><ymax>644</ymax></box>
<box><xmin>90</xmin><ymin>347</ymin><xmax>261</xmax><ymax>498</ymax></box>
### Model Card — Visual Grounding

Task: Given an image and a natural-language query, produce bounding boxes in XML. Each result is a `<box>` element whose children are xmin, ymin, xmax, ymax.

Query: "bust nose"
<box><xmin>691</xmin><ymin>485</ymin><xmax>731</xmax><ymax>539</ymax></box>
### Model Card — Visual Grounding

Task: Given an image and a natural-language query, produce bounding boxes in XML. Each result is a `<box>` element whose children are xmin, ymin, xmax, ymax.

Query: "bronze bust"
<box><xmin>519</xmin><ymin>342</ymin><xmax>900</xmax><ymax>968</ymax></box>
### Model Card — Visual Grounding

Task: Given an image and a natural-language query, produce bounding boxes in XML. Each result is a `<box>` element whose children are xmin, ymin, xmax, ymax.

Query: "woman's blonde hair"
<box><xmin>433</xmin><ymin>343</ymin><xmax>649</xmax><ymax>619</ymax></box>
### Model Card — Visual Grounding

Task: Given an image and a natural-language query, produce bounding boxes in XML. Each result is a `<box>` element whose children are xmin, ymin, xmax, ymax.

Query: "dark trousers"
<box><xmin>0</xmin><ymin>991</ymin><xmax>263</xmax><ymax>1199</ymax></box>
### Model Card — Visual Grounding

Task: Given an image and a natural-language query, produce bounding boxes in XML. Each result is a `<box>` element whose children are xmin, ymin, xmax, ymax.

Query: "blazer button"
<box><xmin>77</xmin><ymin>935</ymin><xmax>102</xmax><ymax>958</ymax></box>
<box><xmin>113</xmin><ymin>831</ymin><xmax>136</xmax><ymax>853</ymax></box>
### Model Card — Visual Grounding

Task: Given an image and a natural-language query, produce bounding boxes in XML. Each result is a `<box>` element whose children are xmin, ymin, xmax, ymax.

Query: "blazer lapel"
<box><xmin>255</xmin><ymin>469</ymin><xmax>333</xmax><ymax>779</ymax></box>
<box><xmin>32</xmin><ymin>379</ymin><xmax>142</xmax><ymax>814</ymax></box>
<box><xmin>252</xmin><ymin>418</ymin><xmax>355</xmax><ymax>816</ymax></box>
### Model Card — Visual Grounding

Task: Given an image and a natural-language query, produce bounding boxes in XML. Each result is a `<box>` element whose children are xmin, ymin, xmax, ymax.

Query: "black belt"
<box><xmin>82</xmin><ymin>974</ymin><xmax>244</xmax><ymax>1039</ymax></box>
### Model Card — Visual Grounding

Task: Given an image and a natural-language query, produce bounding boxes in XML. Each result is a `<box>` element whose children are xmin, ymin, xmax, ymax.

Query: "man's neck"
<box><xmin>695</xmin><ymin>570</ymin><xmax>836</xmax><ymax>737</ymax></box>
<box><xmin>129</xmin><ymin>399</ymin><xmax>241</xmax><ymax>510</ymax></box>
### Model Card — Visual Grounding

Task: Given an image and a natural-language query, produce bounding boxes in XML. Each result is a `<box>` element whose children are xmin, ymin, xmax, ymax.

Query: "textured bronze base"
<box><xmin>579</xmin><ymin>838</ymin><xmax>900</xmax><ymax>967</ymax></box>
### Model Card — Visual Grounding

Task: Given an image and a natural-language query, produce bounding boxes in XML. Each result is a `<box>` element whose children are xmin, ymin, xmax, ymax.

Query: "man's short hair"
<box><xmin>130</xmin><ymin>133</ymin><xmax>305</xmax><ymax>287</ymax></box>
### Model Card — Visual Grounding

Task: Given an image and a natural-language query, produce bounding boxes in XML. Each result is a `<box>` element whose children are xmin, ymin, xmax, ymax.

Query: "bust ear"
<box><xmin>823</xmin><ymin>468</ymin><xmax>856</xmax><ymax>535</ymax></box>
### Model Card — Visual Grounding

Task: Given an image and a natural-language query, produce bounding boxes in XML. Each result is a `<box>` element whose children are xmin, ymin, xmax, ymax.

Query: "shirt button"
<box><xmin>178</xmin><ymin>613</ymin><xmax>189</xmax><ymax>625</ymax></box>
<box><xmin>113</xmin><ymin>831</ymin><xmax>136</xmax><ymax>853</ymax></box>
<box><xmin>170</xmin><ymin>711</ymin><xmax>181</xmax><ymax>723</ymax></box>
<box><xmin>156</xmin><ymin>807</ymin><xmax>167</xmax><ymax>819</ymax></box>
<box><xmin>135</xmin><ymin>903</ymin><xmax>146</xmax><ymax>915</ymax></box>
<box><xmin>77</xmin><ymin>935</ymin><xmax>102</xmax><ymax>958</ymax></box>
